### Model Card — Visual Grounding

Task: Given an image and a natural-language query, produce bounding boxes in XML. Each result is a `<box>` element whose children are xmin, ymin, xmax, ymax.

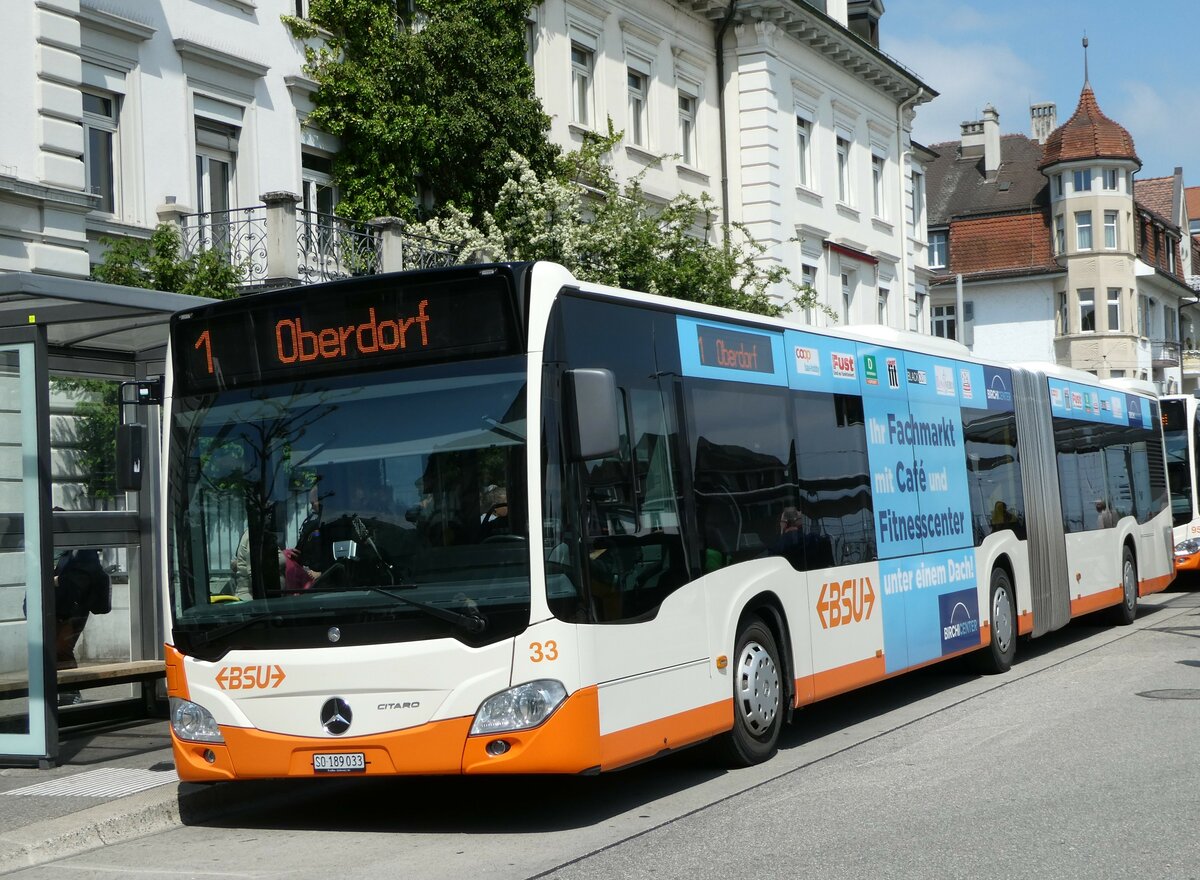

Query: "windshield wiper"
<box><xmin>190</xmin><ymin>610</ymin><xmax>286</xmax><ymax>646</ymax></box>
<box><xmin>363</xmin><ymin>585</ymin><xmax>487</xmax><ymax>634</ymax></box>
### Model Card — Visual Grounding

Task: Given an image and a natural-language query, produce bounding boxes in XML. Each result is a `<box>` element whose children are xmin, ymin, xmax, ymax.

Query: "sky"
<box><xmin>880</xmin><ymin>0</ymin><xmax>1199</xmax><ymax>181</ymax></box>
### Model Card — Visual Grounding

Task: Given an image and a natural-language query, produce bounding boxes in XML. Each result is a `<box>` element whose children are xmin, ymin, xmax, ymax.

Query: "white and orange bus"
<box><xmin>162</xmin><ymin>262</ymin><xmax>1174</xmax><ymax>780</ymax></box>
<box><xmin>1160</xmin><ymin>393</ymin><xmax>1200</xmax><ymax>574</ymax></box>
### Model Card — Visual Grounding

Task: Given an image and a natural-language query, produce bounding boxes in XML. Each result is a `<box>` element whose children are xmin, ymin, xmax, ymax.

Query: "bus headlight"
<box><xmin>170</xmin><ymin>697</ymin><xmax>225</xmax><ymax>743</ymax></box>
<box><xmin>1174</xmin><ymin>539</ymin><xmax>1200</xmax><ymax>557</ymax></box>
<box><xmin>470</xmin><ymin>680</ymin><xmax>567</xmax><ymax>735</ymax></box>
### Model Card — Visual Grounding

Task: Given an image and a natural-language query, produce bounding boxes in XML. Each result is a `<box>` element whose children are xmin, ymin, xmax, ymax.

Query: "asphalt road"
<box><xmin>11</xmin><ymin>585</ymin><xmax>1200</xmax><ymax>880</ymax></box>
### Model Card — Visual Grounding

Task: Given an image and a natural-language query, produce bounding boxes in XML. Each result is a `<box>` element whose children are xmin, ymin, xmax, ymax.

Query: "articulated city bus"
<box><xmin>1160</xmin><ymin>394</ymin><xmax>1200</xmax><ymax>575</ymax></box>
<box><xmin>162</xmin><ymin>262</ymin><xmax>1174</xmax><ymax>780</ymax></box>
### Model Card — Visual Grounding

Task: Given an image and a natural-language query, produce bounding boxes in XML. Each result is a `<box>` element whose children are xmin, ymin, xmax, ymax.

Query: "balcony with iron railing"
<box><xmin>1151</xmin><ymin>338</ymin><xmax>1181</xmax><ymax>368</ymax></box>
<box><xmin>166</xmin><ymin>192</ymin><xmax>460</xmax><ymax>289</ymax></box>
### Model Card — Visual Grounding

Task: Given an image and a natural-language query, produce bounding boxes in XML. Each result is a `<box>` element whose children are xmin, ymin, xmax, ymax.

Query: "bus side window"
<box><xmin>793</xmin><ymin>392</ymin><xmax>875</xmax><ymax>569</ymax></box>
<box><xmin>687</xmin><ymin>383</ymin><xmax>796</xmax><ymax>571</ymax></box>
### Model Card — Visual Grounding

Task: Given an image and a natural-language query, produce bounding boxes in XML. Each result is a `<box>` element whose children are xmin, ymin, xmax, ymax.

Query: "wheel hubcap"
<box><xmin>1123</xmin><ymin>559</ymin><xmax>1136</xmax><ymax>609</ymax></box>
<box><xmin>992</xmin><ymin>586</ymin><xmax>1013</xmax><ymax>654</ymax></box>
<box><xmin>735</xmin><ymin>640</ymin><xmax>780</xmax><ymax>734</ymax></box>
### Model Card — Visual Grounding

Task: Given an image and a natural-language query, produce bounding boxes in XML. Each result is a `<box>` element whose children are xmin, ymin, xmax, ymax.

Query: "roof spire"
<box><xmin>1082</xmin><ymin>33</ymin><xmax>1089</xmax><ymax>86</ymax></box>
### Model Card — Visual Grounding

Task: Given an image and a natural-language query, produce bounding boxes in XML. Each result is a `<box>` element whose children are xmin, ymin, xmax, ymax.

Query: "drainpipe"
<box><xmin>896</xmin><ymin>87</ymin><xmax>924</xmax><ymax>329</ymax></box>
<box><xmin>715</xmin><ymin>1</ymin><xmax>738</xmax><ymax>231</ymax></box>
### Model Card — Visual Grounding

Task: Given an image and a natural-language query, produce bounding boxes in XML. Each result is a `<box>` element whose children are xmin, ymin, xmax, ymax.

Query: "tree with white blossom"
<box><xmin>412</xmin><ymin>130</ymin><xmax>825</xmax><ymax>319</ymax></box>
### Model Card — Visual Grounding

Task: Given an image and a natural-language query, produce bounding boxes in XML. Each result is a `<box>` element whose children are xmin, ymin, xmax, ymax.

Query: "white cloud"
<box><xmin>1110</xmin><ymin>81</ymin><xmax>1200</xmax><ymax>178</ymax></box>
<box><xmin>882</xmin><ymin>37</ymin><xmax>1044</xmax><ymax>148</ymax></box>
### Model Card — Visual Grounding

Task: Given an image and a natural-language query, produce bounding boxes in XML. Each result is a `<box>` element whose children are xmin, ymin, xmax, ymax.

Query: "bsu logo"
<box><xmin>816</xmin><ymin>577</ymin><xmax>876</xmax><ymax>629</ymax></box>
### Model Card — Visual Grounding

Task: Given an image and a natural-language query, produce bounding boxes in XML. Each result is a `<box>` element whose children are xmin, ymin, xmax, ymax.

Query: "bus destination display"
<box><xmin>174</xmin><ymin>275</ymin><xmax>518</xmax><ymax>394</ymax></box>
<box><xmin>694</xmin><ymin>324</ymin><xmax>775</xmax><ymax>374</ymax></box>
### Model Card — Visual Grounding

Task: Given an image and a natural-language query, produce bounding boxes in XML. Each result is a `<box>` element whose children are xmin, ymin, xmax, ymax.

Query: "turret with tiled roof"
<box><xmin>1038</xmin><ymin>84</ymin><xmax>1140</xmax><ymax>170</ymax></box>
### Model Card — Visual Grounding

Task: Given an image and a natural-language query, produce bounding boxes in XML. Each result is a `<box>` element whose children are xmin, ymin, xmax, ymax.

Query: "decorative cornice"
<box><xmin>679</xmin><ymin>0</ymin><xmax>934</xmax><ymax>103</ymax></box>
<box><xmin>284</xmin><ymin>74</ymin><xmax>318</xmax><ymax>98</ymax></box>
<box><xmin>173</xmin><ymin>37</ymin><xmax>269</xmax><ymax>79</ymax></box>
<box><xmin>78</xmin><ymin>3</ymin><xmax>156</xmax><ymax>41</ymax></box>
<box><xmin>618</xmin><ymin>16</ymin><xmax>663</xmax><ymax>49</ymax></box>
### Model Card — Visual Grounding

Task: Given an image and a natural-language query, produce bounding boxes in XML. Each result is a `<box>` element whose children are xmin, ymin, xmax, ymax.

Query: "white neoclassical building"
<box><xmin>3</xmin><ymin>0</ymin><xmax>934</xmax><ymax>321</ymax></box>
<box><xmin>531</xmin><ymin>0</ymin><xmax>936</xmax><ymax>326</ymax></box>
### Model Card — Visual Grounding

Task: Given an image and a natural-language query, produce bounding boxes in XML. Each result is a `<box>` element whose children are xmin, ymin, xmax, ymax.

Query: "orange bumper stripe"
<box><xmin>1139</xmin><ymin>573</ymin><xmax>1173</xmax><ymax>595</ymax></box>
<box><xmin>598</xmin><ymin>698</ymin><xmax>731</xmax><ymax>771</ymax></box>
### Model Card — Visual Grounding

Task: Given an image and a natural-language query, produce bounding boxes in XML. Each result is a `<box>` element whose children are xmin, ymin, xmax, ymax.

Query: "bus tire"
<box><xmin>720</xmin><ymin>617</ymin><xmax>783</xmax><ymax>767</ymax></box>
<box><xmin>1111</xmin><ymin>546</ymin><xmax>1138</xmax><ymax>626</ymax></box>
<box><xmin>972</xmin><ymin>567</ymin><xmax>1016</xmax><ymax>675</ymax></box>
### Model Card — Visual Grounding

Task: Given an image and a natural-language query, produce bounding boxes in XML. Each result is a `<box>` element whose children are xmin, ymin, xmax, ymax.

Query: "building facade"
<box><xmin>533</xmin><ymin>0</ymin><xmax>936</xmax><ymax>327</ymax></box>
<box><xmin>925</xmin><ymin>85</ymin><xmax>1194</xmax><ymax>392</ymax></box>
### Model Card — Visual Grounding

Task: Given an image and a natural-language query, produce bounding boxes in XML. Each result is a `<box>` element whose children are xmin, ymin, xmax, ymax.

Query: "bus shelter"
<box><xmin>0</xmin><ymin>272</ymin><xmax>208</xmax><ymax>767</ymax></box>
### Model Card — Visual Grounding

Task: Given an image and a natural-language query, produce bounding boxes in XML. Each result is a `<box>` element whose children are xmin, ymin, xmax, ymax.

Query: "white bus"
<box><xmin>162</xmin><ymin>262</ymin><xmax>1174</xmax><ymax>779</ymax></box>
<box><xmin>1160</xmin><ymin>394</ymin><xmax>1200</xmax><ymax>573</ymax></box>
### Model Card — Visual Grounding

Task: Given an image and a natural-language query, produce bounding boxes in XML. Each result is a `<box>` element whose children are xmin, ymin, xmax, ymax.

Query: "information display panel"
<box><xmin>172</xmin><ymin>272</ymin><xmax>520</xmax><ymax>395</ymax></box>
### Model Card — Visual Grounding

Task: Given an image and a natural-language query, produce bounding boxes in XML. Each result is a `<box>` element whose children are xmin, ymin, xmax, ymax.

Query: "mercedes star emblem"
<box><xmin>320</xmin><ymin>697</ymin><xmax>353</xmax><ymax>735</ymax></box>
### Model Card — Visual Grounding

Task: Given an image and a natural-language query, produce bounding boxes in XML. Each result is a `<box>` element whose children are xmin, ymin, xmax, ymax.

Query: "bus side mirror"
<box><xmin>565</xmin><ymin>368</ymin><xmax>620</xmax><ymax>462</ymax></box>
<box><xmin>115</xmin><ymin>423</ymin><xmax>145</xmax><ymax>491</ymax></box>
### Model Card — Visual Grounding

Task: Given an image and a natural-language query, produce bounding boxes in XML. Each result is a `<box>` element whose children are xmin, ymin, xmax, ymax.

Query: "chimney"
<box><xmin>1030</xmin><ymin>102</ymin><xmax>1057</xmax><ymax>143</ymax></box>
<box><xmin>960</xmin><ymin>104</ymin><xmax>1001</xmax><ymax>174</ymax></box>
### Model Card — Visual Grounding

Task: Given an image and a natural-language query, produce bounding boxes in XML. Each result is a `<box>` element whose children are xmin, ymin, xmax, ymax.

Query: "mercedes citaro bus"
<box><xmin>162</xmin><ymin>262</ymin><xmax>1174</xmax><ymax>780</ymax></box>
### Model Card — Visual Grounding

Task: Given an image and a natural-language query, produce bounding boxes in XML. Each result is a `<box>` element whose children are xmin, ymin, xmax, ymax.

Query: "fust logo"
<box><xmin>816</xmin><ymin>577</ymin><xmax>876</xmax><ymax>629</ymax></box>
<box><xmin>831</xmin><ymin>352</ymin><xmax>856</xmax><ymax>379</ymax></box>
<box><xmin>215</xmin><ymin>664</ymin><xmax>286</xmax><ymax>690</ymax></box>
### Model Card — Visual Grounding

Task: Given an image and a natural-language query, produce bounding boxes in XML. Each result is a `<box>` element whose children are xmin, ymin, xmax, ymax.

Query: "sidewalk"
<box><xmin>0</xmin><ymin>719</ymin><xmax>232</xmax><ymax>875</ymax></box>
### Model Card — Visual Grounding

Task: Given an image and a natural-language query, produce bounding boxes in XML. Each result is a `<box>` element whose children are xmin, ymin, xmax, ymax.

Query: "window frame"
<box><xmin>1107</xmin><ymin>288</ymin><xmax>1121</xmax><ymax>332</ymax></box>
<box><xmin>932</xmin><ymin>303</ymin><xmax>957</xmax><ymax>340</ymax></box>
<box><xmin>795</xmin><ymin>112</ymin><xmax>812</xmax><ymax>189</ymax></box>
<box><xmin>1073</xmin><ymin>168</ymin><xmax>1092</xmax><ymax>193</ymax></box>
<box><xmin>626</xmin><ymin>64</ymin><xmax>650</xmax><ymax>148</ymax></box>
<box><xmin>1078</xmin><ymin>288</ymin><xmax>1096</xmax><ymax>334</ymax></box>
<box><xmin>836</xmin><ymin>134</ymin><xmax>852</xmax><ymax>204</ymax></box>
<box><xmin>1104</xmin><ymin>210</ymin><xmax>1118</xmax><ymax>250</ymax></box>
<box><xmin>569</xmin><ymin>40</ymin><xmax>595</xmax><ymax>127</ymax></box>
<box><xmin>928</xmin><ymin>230</ymin><xmax>948</xmax><ymax>269</ymax></box>
<box><xmin>82</xmin><ymin>88</ymin><xmax>119</xmax><ymax>215</ymax></box>
<box><xmin>871</xmin><ymin>151</ymin><xmax>886</xmax><ymax>219</ymax></box>
<box><xmin>1075</xmin><ymin>210</ymin><xmax>1093</xmax><ymax>251</ymax></box>
<box><xmin>678</xmin><ymin>89</ymin><xmax>698</xmax><ymax>167</ymax></box>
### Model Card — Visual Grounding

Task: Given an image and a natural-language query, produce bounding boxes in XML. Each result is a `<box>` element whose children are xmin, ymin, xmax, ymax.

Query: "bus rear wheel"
<box><xmin>972</xmin><ymin>567</ymin><xmax>1016</xmax><ymax>674</ymax></box>
<box><xmin>1111</xmin><ymin>546</ymin><xmax>1138</xmax><ymax>626</ymax></box>
<box><xmin>720</xmin><ymin>617</ymin><xmax>783</xmax><ymax>767</ymax></box>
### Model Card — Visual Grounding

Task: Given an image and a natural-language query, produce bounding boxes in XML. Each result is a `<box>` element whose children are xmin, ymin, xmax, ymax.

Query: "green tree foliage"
<box><xmin>414</xmin><ymin>131</ymin><xmax>825</xmax><ymax>318</ymax></box>
<box><xmin>286</xmin><ymin>0</ymin><xmax>559</xmax><ymax>223</ymax></box>
<box><xmin>90</xmin><ymin>223</ymin><xmax>243</xmax><ymax>299</ymax></box>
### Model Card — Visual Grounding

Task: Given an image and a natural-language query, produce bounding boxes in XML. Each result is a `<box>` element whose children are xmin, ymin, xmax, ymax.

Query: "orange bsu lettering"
<box><xmin>816</xmin><ymin>577</ymin><xmax>876</xmax><ymax>629</ymax></box>
<box><xmin>275</xmin><ymin>300</ymin><xmax>431</xmax><ymax>365</ymax></box>
<box><xmin>215</xmin><ymin>664</ymin><xmax>286</xmax><ymax>690</ymax></box>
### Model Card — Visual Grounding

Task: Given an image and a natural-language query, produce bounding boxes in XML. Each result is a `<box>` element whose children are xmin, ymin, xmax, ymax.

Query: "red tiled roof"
<box><xmin>945</xmin><ymin>213</ymin><xmax>1055</xmax><ymax>277</ymax></box>
<box><xmin>1039</xmin><ymin>85</ymin><xmax>1139</xmax><ymax>169</ymax></box>
<box><xmin>1134</xmin><ymin>176</ymin><xmax>1174</xmax><ymax>224</ymax></box>
<box><xmin>1187</xmin><ymin>185</ymin><xmax>1200</xmax><ymax>222</ymax></box>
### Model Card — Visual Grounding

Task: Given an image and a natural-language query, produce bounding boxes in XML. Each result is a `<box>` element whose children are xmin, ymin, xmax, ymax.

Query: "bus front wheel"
<box><xmin>972</xmin><ymin>567</ymin><xmax>1016</xmax><ymax>675</ymax></box>
<box><xmin>1111</xmin><ymin>546</ymin><xmax>1138</xmax><ymax>626</ymax></box>
<box><xmin>720</xmin><ymin>617</ymin><xmax>783</xmax><ymax>767</ymax></box>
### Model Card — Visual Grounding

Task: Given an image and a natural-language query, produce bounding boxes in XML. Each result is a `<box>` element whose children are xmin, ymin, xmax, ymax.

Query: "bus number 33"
<box><xmin>529</xmin><ymin>641</ymin><xmax>559</xmax><ymax>662</ymax></box>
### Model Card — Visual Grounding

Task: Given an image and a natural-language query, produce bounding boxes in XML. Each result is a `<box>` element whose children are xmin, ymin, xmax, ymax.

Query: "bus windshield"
<box><xmin>167</xmin><ymin>356</ymin><xmax>530</xmax><ymax>660</ymax></box>
<box><xmin>1161</xmin><ymin>397</ymin><xmax>1193</xmax><ymax>527</ymax></box>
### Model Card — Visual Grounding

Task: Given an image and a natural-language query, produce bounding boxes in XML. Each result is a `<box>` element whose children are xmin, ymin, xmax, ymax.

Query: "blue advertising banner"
<box><xmin>879</xmin><ymin>548</ymin><xmax>980</xmax><ymax>673</ymax></box>
<box><xmin>782</xmin><ymin>328</ymin><xmax>864</xmax><ymax>394</ymax></box>
<box><xmin>1047</xmin><ymin>377</ymin><xmax>1148</xmax><ymax>427</ymax></box>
